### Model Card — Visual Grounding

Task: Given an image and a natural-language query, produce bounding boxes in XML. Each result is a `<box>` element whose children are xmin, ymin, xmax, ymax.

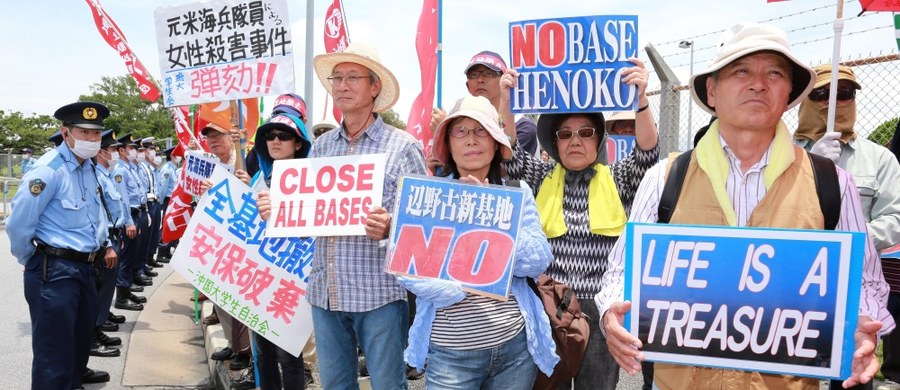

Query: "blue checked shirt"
<box><xmin>307</xmin><ymin>115</ymin><xmax>427</xmax><ymax>312</ymax></box>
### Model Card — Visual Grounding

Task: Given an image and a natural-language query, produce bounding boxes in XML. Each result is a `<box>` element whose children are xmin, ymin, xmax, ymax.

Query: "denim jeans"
<box><xmin>312</xmin><ymin>300</ymin><xmax>408</xmax><ymax>390</ymax></box>
<box><xmin>426</xmin><ymin>329</ymin><xmax>537</xmax><ymax>390</ymax></box>
<box><xmin>252</xmin><ymin>332</ymin><xmax>304</xmax><ymax>390</ymax></box>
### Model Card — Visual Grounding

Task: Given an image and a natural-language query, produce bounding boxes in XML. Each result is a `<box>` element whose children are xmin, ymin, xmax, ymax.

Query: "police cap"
<box><xmin>116</xmin><ymin>133</ymin><xmax>135</xmax><ymax>148</ymax></box>
<box><xmin>53</xmin><ymin>101</ymin><xmax>110</xmax><ymax>130</ymax></box>
<box><xmin>48</xmin><ymin>131</ymin><xmax>63</xmax><ymax>146</ymax></box>
<box><xmin>100</xmin><ymin>129</ymin><xmax>120</xmax><ymax>149</ymax></box>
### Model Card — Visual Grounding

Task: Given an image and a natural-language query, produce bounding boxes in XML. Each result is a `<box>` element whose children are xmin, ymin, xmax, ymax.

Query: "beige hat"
<box><xmin>313</xmin><ymin>42</ymin><xmax>400</xmax><ymax>113</ymax></box>
<box><xmin>812</xmin><ymin>64</ymin><xmax>861</xmax><ymax>90</ymax></box>
<box><xmin>432</xmin><ymin>96</ymin><xmax>511</xmax><ymax>165</ymax></box>
<box><xmin>311</xmin><ymin>120</ymin><xmax>338</xmax><ymax>138</ymax></box>
<box><xmin>690</xmin><ymin>22</ymin><xmax>816</xmax><ymax>115</ymax></box>
<box><xmin>605</xmin><ymin>111</ymin><xmax>635</xmax><ymax>132</ymax></box>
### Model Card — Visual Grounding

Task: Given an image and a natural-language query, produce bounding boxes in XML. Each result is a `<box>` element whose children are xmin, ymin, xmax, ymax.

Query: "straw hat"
<box><xmin>432</xmin><ymin>96</ymin><xmax>511</xmax><ymax>165</ymax></box>
<box><xmin>313</xmin><ymin>42</ymin><xmax>400</xmax><ymax>113</ymax></box>
<box><xmin>690</xmin><ymin>22</ymin><xmax>816</xmax><ymax>115</ymax></box>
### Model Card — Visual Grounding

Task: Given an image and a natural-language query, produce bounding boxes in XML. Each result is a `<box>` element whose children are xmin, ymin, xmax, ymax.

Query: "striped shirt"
<box><xmin>306</xmin><ymin>115</ymin><xmax>428</xmax><ymax>312</ymax></box>
<box><xmin>431</xmin><ymin>293</ymin><xmax>525</xmax><ymax>350</ymax></box>
<box><xmin>595</xmin><ymin>135</ymin><xmax>895</xmax><ymax>334</ymax></box>
<box><xmin>504</xmin><ymin>142</ymin><xmax>659</xmax><ymax>299</ymax></box>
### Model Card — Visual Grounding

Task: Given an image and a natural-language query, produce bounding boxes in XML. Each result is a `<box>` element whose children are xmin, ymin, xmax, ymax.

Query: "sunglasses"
<box><xmin>264</xmin><ymin>132</ymin><xmax>295</xmax><ymax>141</ymax></box>
<box><xmin>808</xmin><ymin>87</ymin><xmax>856</xmax><ymax>102</ymax></box>
<box><xmin>556</xmin><ymin>127</ymin><xmax>596</xmax><ymax>140</ymax></box>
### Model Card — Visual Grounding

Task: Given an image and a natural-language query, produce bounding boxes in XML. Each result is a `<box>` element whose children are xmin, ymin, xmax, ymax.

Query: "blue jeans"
<box><xmin>312</xmin><ymin>300</ymin><xmax>408</xmax><ymax>390</ymax></box>
<box><xmin>252</xmin><ymin>332</ymin><xmax>304</xmax><ymax>390</ymax></box>
<box><xmin>426</xmin><ymin>329</ymin><xmax>537</xmax><ymax>390</ymax></box>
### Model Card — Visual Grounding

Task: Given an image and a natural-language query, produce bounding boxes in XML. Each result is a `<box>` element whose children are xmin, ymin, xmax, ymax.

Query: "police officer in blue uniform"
<box><xmin>141</xmin><ymin>138</ymin><xmax>165</xmax><ymax>270</ymax></box>
<box><xmin>132</xmin><ymin>139</ymin><xmax>157</xmax><ymax>282</ymax></box>
<box><xmin>113</xmin><ymin>134</ymin><xmax>148</xmax><ymax>310</ymax></box>
<box><xmin>7</xmin><ymin>101</ymin><xmax>114</xmax><ymax>389</ymax></box>
<box><xmin>155</xmin><ymin>145</ymin><xmax>179</xmax><ymax>263</ymax></box>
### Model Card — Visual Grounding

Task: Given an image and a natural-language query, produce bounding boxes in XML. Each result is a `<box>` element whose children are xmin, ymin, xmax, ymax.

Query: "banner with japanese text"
<box><xmin>508</xmin><ymin>15</ymin><xmax>639</xmax><ymax>114</ymax></box>
<box><xmin>171</xmin><ymin>166</ymin><xmax>315</xmax><ymax>356</ymax></box>
<box><xmin>385</xmin><ymin>175</ymin><xmax>525</xmax><ymax>300</ymax></box>
<box><xmin>153</xmin><ymin>0</ymin><xmax>295</xmax><ymax>107</ymax></box>
<box><xmin>266</xmin><ymin>154</ymin><xmax>386</xmax><ymax>237</ymax></box>
<box><xmin>183</xmin><ymin>151</ymin><xmax>235</xmax><ymax>196</ymax></box>
<box><xmin>624</xmin><ymin>223</ymin><xmax>865</xmax><ymax>380</ymax></box>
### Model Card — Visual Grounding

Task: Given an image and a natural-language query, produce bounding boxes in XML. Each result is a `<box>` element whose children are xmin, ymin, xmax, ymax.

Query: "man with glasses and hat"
<box><xmin>257</xmin><ymin>41</ymin><xmax>427</xmax><ymax>389</ymax></box>
<box><xmin>795</xmin><ymin>64</ymin><xmax>900</xmax><ymax>390</ymax></box>
<box><xmin>596</xmin><ymin>22</ymin><xmax>894</xmax><ymax>389</ymax></box>
<box><xmin>6</xmin><ymin>101</ymin><xmax>115</xmax><ymax>388</ymax></box>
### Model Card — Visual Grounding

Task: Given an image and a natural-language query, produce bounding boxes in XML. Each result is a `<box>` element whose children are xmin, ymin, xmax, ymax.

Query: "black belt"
<box><xmin>131</xmin><ymin>205</ymin><xmax>147</xmax><ymax>214</ymax></box>
<box><xmin>35</xmin><ymin>243</ymin><xmax>101</xmax><ymax>264</ymax></box>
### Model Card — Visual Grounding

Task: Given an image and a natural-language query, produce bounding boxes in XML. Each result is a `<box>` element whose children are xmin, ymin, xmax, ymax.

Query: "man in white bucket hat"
<box><xmin>595</xmin><ymin>22</ymin><xmax>893</xmax><ymax>389</ymax></box>
<box><xmin>263</xmin><ymin>42</ymin><xmax>426</xmax><ymax>389</ymax></box>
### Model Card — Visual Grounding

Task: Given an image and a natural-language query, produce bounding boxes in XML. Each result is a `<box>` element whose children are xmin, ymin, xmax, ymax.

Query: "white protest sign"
<box><xmin>183</xmin><ymin>150</ymin><xmax>234</xmax><ymax>197</ymax></box>
<box><xmin>171</xmin><ymin>165</ymin><xmax>314</xmax><ymax>356</ymax></box>
<box><xmin>266</xmin><ymin>154</ymin><xmax>386</xmax><ymax>237</ymax></box>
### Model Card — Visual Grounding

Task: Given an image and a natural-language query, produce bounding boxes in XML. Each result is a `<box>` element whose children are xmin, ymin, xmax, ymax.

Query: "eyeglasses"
<box><xmin>808</xmin><ymin>87</ymin><xmax>856</xmax><ymax>102</ymax></box>
<box><xmin>265</xmin><ymin>132</ymin><xmax>295</xmax><ymax>141</ymax></box>
<box><xmin>449</xmin><ymin>126</ymin><xmax>490</xmax><ymax>138</ymax></box>
<box><xmin>556</xmin><ymin>127</ymin><xmax>596</xmax><ymax>140</ymax></box>
<box><xmin>466</xmin><ymin>70</ymin><xmax>501</xmax><ymax>80</ymax></box>
<box><xmin>326</xmin><ymin>74</ymin><xmax>369</xmax><ymax>86</ymax></box>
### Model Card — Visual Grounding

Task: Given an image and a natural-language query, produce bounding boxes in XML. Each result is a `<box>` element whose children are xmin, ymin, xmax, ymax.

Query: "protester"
<box><xmin>398</xmin><ymin>95</ymin><xmax>557</xmax><ymax>388</ymax></box>
<box><xmin>113</xmin><ymin>133</ymin><xmax>148</xmax><ymax>311</ymax></box>
<box><xmin>496</xmin><ymin>58</ymin><xmax>659</xmax><ymax>388</ymax></box>
<box><xmin>6</xmin><ymin>101</ymin><xmax>114</xmax><ymax>388</ymax></box>
<box><xmin>432</xmin><ymin>50</ymin><xmax>539</xmax><ymax>156</ymax></box>
<box><xmin>311</xmin><ymin>120</ymin><xmax>337</xmax><ymax>139</ymax></box>
<box><xmin>794</xmin><ymin>64</ymin><xmax>900</xmax><ymax>390</ymax></box>
<box><xmin>248</xmin><ymin>113</ymin><xmax>314</xmax><ymax>389</ymax></box>
<box><xmin>257</xmin><ymin>41</ymin><xmax>427</xmax><ymax>389</ymax></box>
<box><xmin>605</xmin><ymin>111</ymin><xmax>636</xmax><ymax>136</ymax></box>
<box><xmin>20</xmin><ymin>147</ymin><xmax>35</xmax><ymax>176</ymax></box>
<box><xmin>595</xmin><ymin>22</ymin><xmax>894</xmax><ymax>389</ymax></box>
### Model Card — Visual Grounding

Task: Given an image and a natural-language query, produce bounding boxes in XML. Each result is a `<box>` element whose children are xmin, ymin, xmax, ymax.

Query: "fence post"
<box><xmin>645</xmin><ymin>43</ymin><xmax>683</xmax><ymax>155</ymax></box>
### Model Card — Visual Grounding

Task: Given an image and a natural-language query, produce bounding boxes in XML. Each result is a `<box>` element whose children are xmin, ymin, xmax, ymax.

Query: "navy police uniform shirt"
<box><xmin>7</xmin><ymin>141</ymin><xmax>105</xmax><ymax>265</ymax></box>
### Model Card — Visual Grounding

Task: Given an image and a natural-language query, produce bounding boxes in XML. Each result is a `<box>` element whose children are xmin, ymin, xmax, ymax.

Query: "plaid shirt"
<box><xmin>307</xmin><ymin>115</ymin><xmax>427</xmax><ymax>312</ymax></box>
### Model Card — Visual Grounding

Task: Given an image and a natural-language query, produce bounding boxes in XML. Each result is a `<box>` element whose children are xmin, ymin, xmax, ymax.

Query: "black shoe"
<box><xmin>304</xmin><ymin>368</ymin><xmax>314</xmax><ymax>388</ymax></box>
<box><xmin>83</xmin><ymin>368</ymin><xmax>110</xmax><ymax>384</ymax></box>
<box><xmin>115</xmin><ymin>299</ymin><xmax>144</xmax><ymax>311</ymax></box>
<box><xmin>359</xmin><ymin>360</ymin><xmax>369</xmax><ymax>377</ymax></box>
<box><xmin>130</xmin><ymin>285</ymin><xmax>144</xmax><ymax>293</ymax></box>
<box><xmin>229</xmin><ymin>353</ymin><xmax>251</xmax><ymax>370</ymax></box>
<box><xmin>149</xmin><ymin>259</ymin><xmax>164</xmax><ymax>268</ymax></box>
<box><xmin>134</xmin><ymin>277</ymin><xmax>153</xmax><ymax>287</ymax></box>
<box><xmin>96</xmin><ymin>330</ymin><xmax>121</xmax><ymax>347</ymax></box>
<box><xmin>108</xmin><ymin>313</ymin><xmax>126</xmax><ymax>324</ymax></box>
<box><xmin>144</xmin><ymin>269</ymin><xmax>159</xmax><ymax>277</ymax></box>
<box><xmin>129</xmin><ymin>293</ymin><xmax>147</xmax><ymax>304</ymax></box>
<box><xmin>233</xmin><ymin>367</ymin><xmax>256</xmax><ymax>390</ymax></box>
<box><xmin>89</xmin><ymin>341</ymin><xmax>121</xmax><ymax>357</ymax></box>
<box><xmin>406</xmin><ymin>364</ymin><xmax>425</xmax><ymax>380</ymax></box>
<box><xmin>210</xmin><ymin>347</ymin><xmax>234</xmax><ymax>361</ymax></box>
<box><xmin>157</xmin><ymin>256</ymin><xmax>170</xmax><ymax>264</ymax></box>
<box><xmin>100</xmin><ymin>321</ymin><xmax>119</xmax><ymax>332</ymax></box>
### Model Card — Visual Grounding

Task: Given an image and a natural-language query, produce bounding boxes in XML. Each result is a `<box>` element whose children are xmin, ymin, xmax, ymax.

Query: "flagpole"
<box><xmin>825</xmin><ymin>0</ymin><xmax>845</xmax><ymax>135</ymax></box>
<box><xmin>436</xmin><ymin>0</ymin><xmax>443</xmax><ymax>109</ymax></box>
<box><xmin>305</xmin><ymin>0</ymin><xmax>315</xmax><ymax>127</ymax></box>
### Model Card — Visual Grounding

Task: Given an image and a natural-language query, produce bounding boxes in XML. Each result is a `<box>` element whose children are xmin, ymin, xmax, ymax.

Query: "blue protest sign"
<box><xmin>508</xmin><ymin>15</ymin><xmax>639</xmax><ymax>114</ymax></box>
<box><xmin>386</xmin><ymin>175</ymin><xmax>526</xmax><ymax>300</ymax></box>
<box><xmin>606</xmin><ymin>135</ymin><xmax>635</xmax><ymax>163</ymax></box>
<box><xmin>624</xmin><ymin>223</ymin><xmax>865</xmax><ymax>380</ymax></box>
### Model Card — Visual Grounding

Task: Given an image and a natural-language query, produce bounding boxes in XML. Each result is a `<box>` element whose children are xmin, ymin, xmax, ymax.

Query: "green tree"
<box><xmin>79</xmin><ymin>75</ymin><xmax>173</xmax><ymax>142</ymax></box>
<box><xmin>380</xmin><ymin>109</ymin><xmax>407</xmax><ymax>130</ymax></box>
<box><xmin>0</xmin><ymin>110</ymin><xmax>58</xmax><ymax>152</ymax></box>
<box><xmin>868</xmin><ymin>117</ymin><xmax>898</xmax><ymax>147</ymax></box>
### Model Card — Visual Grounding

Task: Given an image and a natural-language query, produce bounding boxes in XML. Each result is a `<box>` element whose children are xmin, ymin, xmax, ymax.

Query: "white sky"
<box><xmin>0</xmin><ymin>0</ymin><xmax>897</xmax><ymax>126</ymax></box>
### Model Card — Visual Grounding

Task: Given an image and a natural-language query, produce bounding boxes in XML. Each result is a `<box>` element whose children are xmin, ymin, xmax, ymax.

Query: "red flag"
<box><xmin>859</xmin><ymin>0</ymin><xmax>900</xmax><ymax>12</ymax></box>
<box><xmin>85</xmin><ymin>0</ymin><xmax>160</xmax><ymax>102</ymax></box>
<box><xmin>406</xmin><ymin>0</ymin><xmax>439</xmax><ymax>156</ymax></box>
<box><xmin>161</xmin><ymin>172</ymin><xmax>193</xmax><ymax>243</ymax></box>
<box><xmin>173</xmin><ymin>106</ymin><xmax>199</xmax><ymax>149</ymax></box>
<box><xmin>324</xmin><ymin>0</ymin><xmax>350</xmax><ymax>123</ymax></box>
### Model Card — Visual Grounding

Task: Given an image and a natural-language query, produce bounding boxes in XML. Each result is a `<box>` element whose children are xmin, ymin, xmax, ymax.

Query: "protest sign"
<box><xmin>385</xmin><ymin>175</ymin><xmax>525</xmax><ymax>300</ymax></box>
<box><xmin>153</xmin><ymin>0</ymin><xmax>295</xmax><ymax>107</ymax></box>
<box><xmin>508</xmin><ymin>15</ymin><xmax>639</xmax><ymax>114</ymax></box>
<box><xmin>171</xmin><ymin>165</ymin><xmax>315</xmax><ymax>356</ymax></box>
<box><xmin>607</xmin><ymin>135</ymin><xmax>635</xmax><ymax>163</ymax></box>
<box><xmin>624</xmin><ymin>223</ymin><xmax>865</xmax><ymax>379</ymax></box>
<box><xmin>183</xmin><ymin>151</ymin><xmax>234</xmax><ymax>197</ymax></box>
<box><xmin>266</xmin><ymin>154</ymin><xmax>386</xmax><ymax>237</ymax></box>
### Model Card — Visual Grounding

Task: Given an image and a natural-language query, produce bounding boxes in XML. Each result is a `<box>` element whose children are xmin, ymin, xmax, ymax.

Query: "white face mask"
<box><xmin>110</xmin><ymin>151</ymin><xmax>120</xmax><ymax>162</ymax></box>
<box><xmin>173</xmin><ymin>156</ymin><xmax>183</xmax><ymax>165</ymax></box>
<box><xmin>153</xmin><ymin>156</ymin><xmax>162</xmax><ymax>165</ymax></box>
<box><xmin>70</xmin><ymin>138</ymin><xmax>101</xmax><ymax>159</ymax></box>
<box><xmin>137</xmin><ymin>153</ymin><xmax>147</xmax><ymax>162</ymax></box>
<box><xmin>128</xmin><ymin>149</ymin><xmax>137</xmax><ymax>161</ymax></box>
<box><xmin>148</xmin><ymin>150</ymin><xmax>157</xmax><ymax>159</ymax></box>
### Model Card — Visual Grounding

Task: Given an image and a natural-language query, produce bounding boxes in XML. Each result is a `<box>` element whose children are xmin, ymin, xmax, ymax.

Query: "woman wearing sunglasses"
<box><xmin>249</xmin><ymin>113</ymin><xmax>313</xmax><ymax>389</ymax></box>
<box><xmin>400</xmin><ymin>95</ymin><xmax>558</xmax><ymax>389</ymax></box>
<box><xmin>498</xmin><ymin>59</ymin><xmax>659</xmax><ymax>389</ymax></box>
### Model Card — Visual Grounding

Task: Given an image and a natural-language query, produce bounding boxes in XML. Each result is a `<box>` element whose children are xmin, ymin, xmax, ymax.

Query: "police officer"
<box><xmin>20</xmin><ymin>147</ymin><xmax>35</xmax><ymax>176</ymax></box>
<box><xmin>133</xmin><ymin>139</ymin><xmax>158</xmax><ymax>281</ymax></box>
<box><xmin>113</xmin><ymin>134</ymin><xmax>148</xmax><ymax>310</ymax></box>
<box><xmin>141</xmin><ymin>138</ymin><xmax>165</xmax><ymax>270</ymax></box>
<box><xmin>7</xmin><ymin>101</ymin><xmax>113</xmax><ymax>389</ymax></box>
<box><xmin>155</xmin><ymin>145</ymin><xmax>178</xmax><ymax>263</ymax></box>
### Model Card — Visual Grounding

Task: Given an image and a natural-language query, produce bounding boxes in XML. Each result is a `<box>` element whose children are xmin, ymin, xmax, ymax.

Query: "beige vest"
<box><xmin>655</xmin><ymin>146</ymin><xmax>822</xmax><ymax>390</ymax></box>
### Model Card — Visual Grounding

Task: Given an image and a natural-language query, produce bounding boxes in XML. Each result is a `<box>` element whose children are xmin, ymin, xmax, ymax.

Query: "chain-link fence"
<box><xmin>646</xmin><ymin>53</ymin><xmax>900</xmax><ymax>155</ymax></box>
